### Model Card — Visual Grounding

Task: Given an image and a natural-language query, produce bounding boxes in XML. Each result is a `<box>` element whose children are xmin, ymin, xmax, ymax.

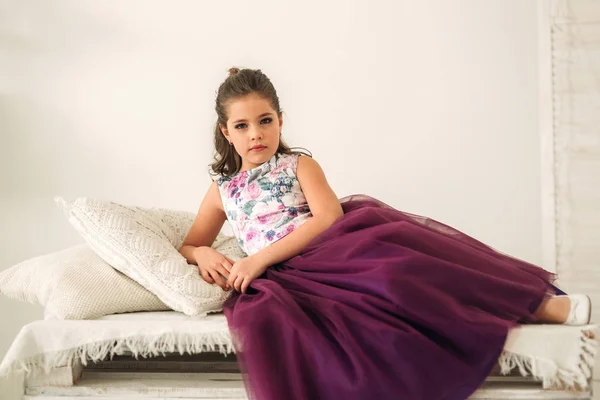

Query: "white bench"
<box><xmin>19</xmin><ymin>352</ymin><xmax>595</xmax><ymax>399</ymax></box>
<box><xmin>2</xmin><ymin>312</ymin><xmax>597</xmax><ymax>399</ymax></box>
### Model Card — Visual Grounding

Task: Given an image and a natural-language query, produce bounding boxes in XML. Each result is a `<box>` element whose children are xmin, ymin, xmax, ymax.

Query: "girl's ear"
<box><xmin>278</xmin><ymin>112</ymin><xmax>283</xmax><ymax>129</ymax></box>
<box><xmin>220</xmin><ymin>124</ymin><xmax>230</xmax><ymax>141</ymax></box>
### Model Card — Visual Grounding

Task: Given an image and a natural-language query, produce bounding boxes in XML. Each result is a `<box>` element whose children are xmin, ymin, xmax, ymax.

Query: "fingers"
<box><xmin>226</xmin><ymin>270</ymin><xmax>236</xmax><ymax>289</ymax></box>
<box><xmin>207</xmin><ymin>269</ymin><xmax>228</xmax><ymax>290</ymax></box>
<box><xmin>200</xmin><ymin>269</ymin><xmax>214</xmax><ymax>284</ymax></box>
<box><xmin>224</xmin><ymin>257</ymin><xmax>235</xmax><ymax>267</ymax></box>
<box><xmin>220</xmin><ymin>261</ymin><xmax>232</xmax><ymax>276</ymax></box>
<box><xmin>241</xmin><ymin>277</ymin><xmax>251</xmax><ymax>294</ymax></box>
<box><xmin>216</xmin><ymin>266</ymin><xmax>230</xmax><ymax>290</ymax></box>
<box><xmin>226</xmin><ymin>274</ymin><xmax>254</xmax><ymax>294</ymax></box>
<box><xmin>216</xmin><ymin>265</ymin><xmax>231</xmax><ymax>291</ymax></box>
<box><xmin>233</xmin><ymin>275</ymin><xmax>245</xmax><ymax>293</ymax></box>
<box><xmin>226</xmin><ymin>270</ymin><xmax>242</xmax><ymax>292</ymax></box>
<box><xmin>225</xmin><ymin>261</ymin><xmax>257</xmax><ymax>293</ymax></box>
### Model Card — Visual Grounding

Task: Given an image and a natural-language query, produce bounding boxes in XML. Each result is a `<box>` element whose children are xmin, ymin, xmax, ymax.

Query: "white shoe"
<box><xmin>562</xmin><ymin>294</ymin><xmax>592</xmax><ymax>326</ymax></box>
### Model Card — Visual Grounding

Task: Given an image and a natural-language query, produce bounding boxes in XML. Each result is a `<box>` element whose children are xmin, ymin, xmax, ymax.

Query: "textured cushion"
<box><xmin>55</xmin><ymin>197</ymin><xmax>246</xmax><ymax>316</ymax></box>
<box><xmin>0</xmin><ymin>244</ymin><xmax>171</xmax><ymax>320</ymax></box>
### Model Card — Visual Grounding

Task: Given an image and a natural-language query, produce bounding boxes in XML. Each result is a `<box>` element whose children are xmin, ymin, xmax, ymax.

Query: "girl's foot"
<box><xmin>561</xmin><ymin>294</ymin><xmax>592</xmax><ymax>326</ymax></box>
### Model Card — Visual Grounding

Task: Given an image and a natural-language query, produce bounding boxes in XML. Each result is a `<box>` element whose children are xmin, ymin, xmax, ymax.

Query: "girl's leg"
<box><xmin>534</xmin><ymin>297</ymin><xmax>570</xmax><ymax>323</ymax></box>
<box><xmin>533</xmin><ymin>295</ymin><xmax>592</xmax><ymax>325</ymax></box>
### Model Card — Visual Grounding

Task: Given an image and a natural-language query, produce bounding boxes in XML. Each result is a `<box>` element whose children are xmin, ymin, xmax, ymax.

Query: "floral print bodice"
<box><xmin>216</xmin><ymin>153</ymin><xmax>312</xmax><ymax>256</ymax></box>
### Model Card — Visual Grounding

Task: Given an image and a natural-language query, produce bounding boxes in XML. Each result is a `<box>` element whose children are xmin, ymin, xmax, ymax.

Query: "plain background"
<box><xmin>0</xmin><ymin>0</ymin><xmax>543</xmax><ymax>362</ymax></box>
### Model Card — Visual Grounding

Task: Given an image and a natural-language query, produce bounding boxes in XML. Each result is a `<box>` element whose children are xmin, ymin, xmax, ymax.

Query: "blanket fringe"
<box><xmin>1</xmin><ymin>331</ymin><xmax>234</xmax><ymax>377</ymax></box>
<box><xmin>2</xmin><ymin>325</ymin><xmax>598</xmax><ymax>392</ymax></box>
<box><xmin>498</xmin><ymin>326</ymin><xmax>598</xmax><ymax>390</ymax></box>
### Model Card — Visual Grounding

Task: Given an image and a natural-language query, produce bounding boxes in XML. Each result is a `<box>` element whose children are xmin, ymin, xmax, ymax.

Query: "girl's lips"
<box><xmin>250</xmin><ymin>146</ymin><xmax>266</xmax><ymax>151</ymax></box>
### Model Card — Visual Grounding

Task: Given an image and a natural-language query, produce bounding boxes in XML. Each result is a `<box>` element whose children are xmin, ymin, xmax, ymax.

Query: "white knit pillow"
<box><xmin>0</xmin><ymin>244</ymin><xmax>171</xmax><ymax>320</ymax></box>
<box><xmin>55</xmin><ymin>197</ymin><xmax>245</xmax><ymax>316</ymax></box>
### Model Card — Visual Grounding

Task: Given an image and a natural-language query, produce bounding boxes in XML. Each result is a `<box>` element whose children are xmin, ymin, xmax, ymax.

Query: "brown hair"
<box><xmin>210</xmin><ymin>67</ymin><xmax>310</xmax><ymax>177</ymax></box>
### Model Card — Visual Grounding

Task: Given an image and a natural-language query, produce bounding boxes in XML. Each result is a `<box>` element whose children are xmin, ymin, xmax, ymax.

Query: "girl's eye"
<box><xmin>234</xmin><ymin>118</ymin><xmax>271</xmax><ymax>130</ymax></box>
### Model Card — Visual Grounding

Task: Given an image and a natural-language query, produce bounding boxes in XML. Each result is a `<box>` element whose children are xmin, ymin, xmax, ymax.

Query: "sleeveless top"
<box><xmin>216</xmin><ymin>153</ymin><xmax>313</xmax><ymax>255</ymax></box>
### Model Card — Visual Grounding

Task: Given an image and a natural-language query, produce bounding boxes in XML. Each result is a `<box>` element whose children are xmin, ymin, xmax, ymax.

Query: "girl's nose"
<box><xmin>250</xmin><ymin>127</ymin><xmax>263</xmax><ymax>140</ymax></box>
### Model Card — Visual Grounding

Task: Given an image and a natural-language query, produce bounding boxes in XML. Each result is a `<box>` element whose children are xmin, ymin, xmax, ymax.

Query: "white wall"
<box><xmin>548</xmin><ymin>0</ymin><xmax>600</xmax><ymax>380</ymax></box>
<box><xmin>0</xmin><ymin>0</ymin><xmax>541</xmax><ymax>361</ymax></box>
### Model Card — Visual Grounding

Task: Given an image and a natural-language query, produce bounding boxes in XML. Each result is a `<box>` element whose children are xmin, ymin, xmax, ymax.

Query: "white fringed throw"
<box><xmin>0</xmin><ymin>312</ymin><xmax>597</xmax><ymax>393</ymax></box>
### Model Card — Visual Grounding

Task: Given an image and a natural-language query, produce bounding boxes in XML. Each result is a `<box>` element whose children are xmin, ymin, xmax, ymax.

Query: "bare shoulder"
<box><xmin>297</xmin><ymin>153</ymin><xmax>320</xmax><ymax>169</ymax></box>
<box><xmin>295</xmin><ymin>154</ymin><xmax>342</xmax><ymax>219</ymax></box>
<box><xmin>207</xmin><ymin>180</ymin><xmax>225</xmax><ymax>213</ymax></box>
<box><xmin>296</xmin><ymin>154</ymin><xmax>327</xmax><ymax>180</ymax></box>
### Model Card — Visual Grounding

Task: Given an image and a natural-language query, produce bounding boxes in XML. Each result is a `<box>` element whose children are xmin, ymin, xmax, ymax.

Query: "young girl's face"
<box><xmin>220</xmin><ymin>92</ymin><xmax>283</xmax><ymax>172</ymax></box>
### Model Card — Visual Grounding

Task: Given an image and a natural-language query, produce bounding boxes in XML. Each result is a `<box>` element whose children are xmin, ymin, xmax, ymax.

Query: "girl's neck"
<box><xmin>237</xmin><ymin>153</ymin><xmax>277</xmax><ymax>174</ymax></box>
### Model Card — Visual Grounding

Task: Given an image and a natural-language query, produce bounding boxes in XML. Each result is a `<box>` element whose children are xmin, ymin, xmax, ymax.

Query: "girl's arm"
<box><xmin>252</xmin><ymin>156</ymin><xmax>343</xmax><ymax>268</ymax></box>
<box><xmin>179</xmin><ymin>181</ymin><xmax>227</xmax><ymax>262</ymax></box>
<box><xmin>228</xmin><ymin>155</ymin><xmax>343</xmax><ymax>292</ymax></box>
<box><xmin>179</xmin><ymin>181</ymin><xmax>234</xmax><ymax>289</ymax></box>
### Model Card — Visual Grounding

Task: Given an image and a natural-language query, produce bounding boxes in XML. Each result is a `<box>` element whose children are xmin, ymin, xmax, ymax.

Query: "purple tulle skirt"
<box><xmin>223</xmin><ymin>195</ymin><xmax>559</xmax><ymax>400</ymax></box>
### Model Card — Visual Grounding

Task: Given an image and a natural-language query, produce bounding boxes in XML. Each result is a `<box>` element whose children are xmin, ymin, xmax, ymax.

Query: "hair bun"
<box><xmin>228</xmin><ymin>67</ymin><xmax>241</xmax><ymax>76</ymax></box>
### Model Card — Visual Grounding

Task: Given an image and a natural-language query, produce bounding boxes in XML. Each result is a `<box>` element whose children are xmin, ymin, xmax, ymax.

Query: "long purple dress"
<box><xmin>217</xmin><ymin>154</ymin><xmax>558</xmax><ymax>400</ymax></box>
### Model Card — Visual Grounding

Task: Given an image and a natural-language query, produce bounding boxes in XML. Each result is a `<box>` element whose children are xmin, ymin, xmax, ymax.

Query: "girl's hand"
<box><xmin>227</xmin><ymin>255</ymin><xmax>269</xmax><ymax>294</ymax></box>
<box><xmin>193</xmin><ymin>246</ymin><xmax>234</xmax><ymax>291</ymax></box>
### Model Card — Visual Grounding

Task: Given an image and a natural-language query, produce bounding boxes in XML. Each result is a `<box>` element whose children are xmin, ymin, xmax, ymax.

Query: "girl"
<box><xmin>179</xmin><ymin>68</ymin><xmax>592</xmax><ymax>400</ymax></box>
